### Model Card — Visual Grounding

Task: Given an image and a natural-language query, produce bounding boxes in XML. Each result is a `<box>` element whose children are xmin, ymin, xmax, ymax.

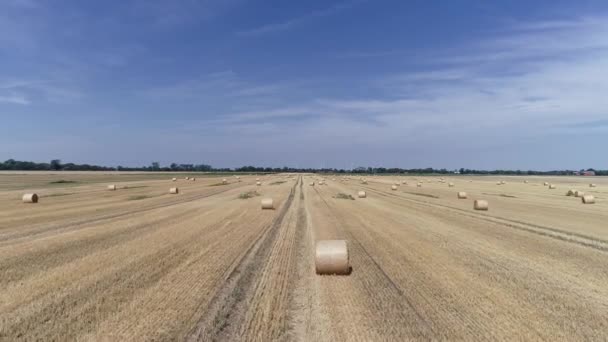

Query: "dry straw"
<box><xmin>315</xmin><ymin>240</ymin><xmax>350</xmax><ymax>275</ymax></box>
<box><xmin>22</xmin><ymin>193</ymin><xmax>38</xmax><ymax>203</ymax></box>
<box><xmin>474</xmin><ymin>199</ymin><xmax>489</xmax><ymax>210</ymax></box>
<box><xmin>261</xmin><ymin>198</ymin><xmax>274</xmax><ymax>209</ymax></box>
<box><xmin>582</xmin><ymin>195</ymin><xmax>595</xmax><ymax>204</ymax></box>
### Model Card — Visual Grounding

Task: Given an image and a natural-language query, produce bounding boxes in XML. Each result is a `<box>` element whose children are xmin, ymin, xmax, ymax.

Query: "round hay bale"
<box><xmin>496</xmin><ymin>182</ymin><xmax>502</xmax><ymax>185</ymax></box>
<box><xmin>256</xmin><ymin>178</ymin><xmax>260</xmax><ymax>181</ymax></box>
<box><xmin>457</xmin><ymin>192</ymin><xmax>467</xmax><ymax>199</ymax></box>
<box><xmin>185</xmin><ymin>177</ymin><xmax>190</xmax><ymax>180</ymax></box>
<box><xmin>549</xmin><ymin>184</ymin><xmax>556</xmax><ymax>189</ymax></box>
<box><xmin>319</xmin><ymin>181</ymin><xmax>325</xmax><ymax>185</ymax></box>
<box><xmin>169</xmin><ymin>187</ymin><xmax>179</xmax><ymax>194</ymax></box>
<box><xmin>566</xmin><ymin>189</ymin><xmax>575</xmax><ymax>196</ymax></box>
<box><xmin>582</xmin><ymin>195</ymin><xmax>595</xmax><ymax>204</ymax></box>
<box><xmin>261</xmin><ymin>198</ymin><xmax>274</xmax><ymax>209</ymax></box>
<box><xmin>448</xmin><ymin>182</ymin><xmax>455</xmax><ymax>187</ymax></box>
<box><xmin>589</xmin><ymin>184</ymin><xmax>597</xmax><ymax>188</ymax></box>
<box><xmin>315</xmin><ymin>240</ymin><xmax>349</xmax><ymax>275</ymax></box>
<box><xmin>524</xmin><ymin>180</ymin><xmax>528</xmax><ymax>183</ymax></box>
<box><xmin>543</xmin><ymin>182</ymin><xmax>549</xmax><ymax>186</ymax></box>
<box><xmin>310</xmin><ymin>182</ymin><xmax>315</xmax><ymax>186</ymax></box>
<box><xmin>256</xmin><ymin>181</ymin><xmax>262</xmax><ymax>186</ymax></box>
<box><xmin>107</xmin><ymin>185</ymin><xmax>116</xmax><ymax>191</ymax></box>
<box><xmin>391</xmin><ymin>185</ymin><xmax>397</xmax><ymax>190</ymax></box>
<box><xmin>172</xmin><ymin>177</ymin><xmax>177</xmax><ymax>181</ymax></box>
<box><xmin>361</xmin><ymin>180</ymin><xmax>367</xmax><ymax>184</ymax></box>
<box><xmin>474</xmin><ymin>199</ymin><xmax>488</xmax><ymax>211</ymax></box>
<box><xmin>22</xmin><ymin>193</ymin><xmax>38</xmax><ymax>203</ymax></box>
<box><xmin>191</xmin><ymin>178</ymin><xmax>196</xmax><ymax>181</ymax></box>
<box><xmin>575</xmin><ymin>191</ymin><xmax>585</xmax><ymax>198</ymax></box>
<box><xmin>358</xmin><ymin>191</ymin><xmax>366</xmax><ymax>198</ymax></box>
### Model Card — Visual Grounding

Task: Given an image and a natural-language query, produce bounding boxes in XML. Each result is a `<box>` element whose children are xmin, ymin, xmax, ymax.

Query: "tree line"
<box><xmin>0</xmin><ymin>159</ymin><xmax>606</xmax><ymax>176</ymax></box>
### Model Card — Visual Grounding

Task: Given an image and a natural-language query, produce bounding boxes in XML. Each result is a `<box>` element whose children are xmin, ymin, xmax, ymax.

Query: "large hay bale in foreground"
<box><xmin>582</xmin><ymin>195</ymin><xmax>595</xmax><ymax>204</ymax></box>
<box><xmin>107</xmin><ymin>185</ymin><xmax>116</xmax><ymax>191</ymax></box>
<box><xmin>457</xmin><ymin>192</ymin><xmax>467</xmax><ymax>199</ymax></box>
<box><xmin>315</xmin><ymin>240</ymin><xmax>350</xmax><ymax>275</ymax></box>
<box><xmin>575</xmin><ymin>191</ymin><xmax>585</xmax><ymax>198</ymax></box>
<box><xmin>474</xmin><ymin>199</ymin><xmax>488</xmax><ymax>210</ymax></box>
<box><xmin>391</xmin><ymin>185</ymin><xmax>397</xmax><ymax>190</ymax></box>
<box><xmin>358</xmin><ymin>191</ymin><xmax>366</xmax><ymax>198</ymax></box>
<box><xmin>261</xmin><ymin>198</ymin><xmax>274</xmax><ymax>209</ymax></box>
<box><xmin>169</xmin><ymin>187</ymin><xmax>179</xmax><ymax>194</ymax></box>
<box><xmin>22</xmin><ymin>193</ymin><xmax>38</xmax><ymax>203</ymax></box>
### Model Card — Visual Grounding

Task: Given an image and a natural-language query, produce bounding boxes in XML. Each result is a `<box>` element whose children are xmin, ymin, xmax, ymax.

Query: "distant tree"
<box><xmin>151</xmin><ymin>162</ymin><xmax>160</xmax><ymax>170</ymax></box>
<box><xmin>50</xmin><ymin>159</ymin><xmax>62</xmax><ymax>170</ymax></box>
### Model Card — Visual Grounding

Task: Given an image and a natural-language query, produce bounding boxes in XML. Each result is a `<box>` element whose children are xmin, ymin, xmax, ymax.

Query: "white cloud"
<box><xmin>237</xmin><ymin>0</ymin><xmax>362</xmax><ymax>36</ymax></box>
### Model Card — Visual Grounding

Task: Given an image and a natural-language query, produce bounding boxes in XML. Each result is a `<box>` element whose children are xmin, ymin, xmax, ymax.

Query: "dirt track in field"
<box><xmin>1</xmin><ymin>173</ymin><xmax>607</xmax><ymax>341</ymax></box>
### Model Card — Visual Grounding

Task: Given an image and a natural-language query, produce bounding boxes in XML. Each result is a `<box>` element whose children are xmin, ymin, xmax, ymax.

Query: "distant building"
<box><xmin>583</xmin><ymin>170</ymin><xmax>596</xmax><ymax>176</ymax></box>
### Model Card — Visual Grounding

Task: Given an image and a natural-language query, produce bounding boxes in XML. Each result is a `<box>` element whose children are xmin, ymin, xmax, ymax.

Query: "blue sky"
<box><xmin>1</xmin><ymin>0</ymin><xmax>608</xmax><ymax>169</ymax></box>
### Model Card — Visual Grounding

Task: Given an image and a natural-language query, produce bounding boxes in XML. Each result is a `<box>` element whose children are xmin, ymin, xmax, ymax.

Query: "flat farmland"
<box><xmin>1</xmin><ymin>173</ymin><xmax>607</xmax><ymax>341</ymax></box>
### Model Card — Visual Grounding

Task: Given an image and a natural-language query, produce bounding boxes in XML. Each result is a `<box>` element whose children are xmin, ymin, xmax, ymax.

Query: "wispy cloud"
<box><xmin>237</xmin><ymin>0</ymin><xmax>362</xmax><ymax>36</ymax></box>
<box><xmin>0</xmin><ymin>92</ymin><xmax>29</xmax><ymax>105</ymax></box>
<box><xmin>198</xmin><ymin>16</ymin><xmax>608</xmax><ymax>161</ymax></box>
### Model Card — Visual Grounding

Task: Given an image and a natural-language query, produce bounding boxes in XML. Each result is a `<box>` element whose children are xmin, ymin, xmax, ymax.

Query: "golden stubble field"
<box><xmin>1</xmin><ymin>172</ymin><xmax>607</xmax><ymax>341</ymax></box>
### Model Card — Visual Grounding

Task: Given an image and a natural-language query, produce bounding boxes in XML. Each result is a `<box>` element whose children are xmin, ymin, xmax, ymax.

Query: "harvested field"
<box><xmin>1</xmin><ymin>173</ymin><xmax>608</xmax><ymax>341</ymax></box>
